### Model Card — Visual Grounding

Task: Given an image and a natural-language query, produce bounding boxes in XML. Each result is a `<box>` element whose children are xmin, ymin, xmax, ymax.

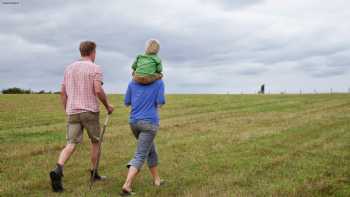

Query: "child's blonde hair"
<box><xmin>145</xmin><ymin>39</ymin><xmax>160</xmax><ymax>55</ymax></box>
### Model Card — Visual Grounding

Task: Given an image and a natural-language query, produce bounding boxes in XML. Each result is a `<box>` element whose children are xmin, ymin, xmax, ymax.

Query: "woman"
<box><xmin>121</xmin><ymin>79</ymin><xmax>166</xmax><ymax>196</ymax></box>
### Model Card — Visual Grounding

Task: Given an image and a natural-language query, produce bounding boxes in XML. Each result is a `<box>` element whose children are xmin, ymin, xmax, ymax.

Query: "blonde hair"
<box><xmin>145</xmin><ymin>39</ymin><xmax>160</xmax><ymax>55</ymax></box>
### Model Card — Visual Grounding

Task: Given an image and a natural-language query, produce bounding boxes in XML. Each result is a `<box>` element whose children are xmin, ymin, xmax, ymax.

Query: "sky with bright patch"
<box><xmin>1</xmin><ymin>0</ymin><xmax>349</xmax><ymax>93</ymax></box>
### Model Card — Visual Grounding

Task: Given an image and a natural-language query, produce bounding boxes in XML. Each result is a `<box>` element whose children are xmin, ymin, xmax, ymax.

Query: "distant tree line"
<box><xmin>1</xmin><ymin>87</ymin><xmax>60</xmax><ymax>94</ymax></box>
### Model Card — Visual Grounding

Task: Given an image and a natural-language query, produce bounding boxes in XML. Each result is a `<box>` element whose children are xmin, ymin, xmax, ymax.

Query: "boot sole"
<box><xmin>49</xmin><ymin>171</ymin><xmax>63</xmax><ymax>192</ymax></box>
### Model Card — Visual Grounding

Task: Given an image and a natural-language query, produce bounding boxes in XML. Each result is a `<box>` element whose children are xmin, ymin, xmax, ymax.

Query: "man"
<box><xmin>120</xmin><ymin>79</ymin><xmax>165</xmax><ymax>196</ymax></box>
<box><xmin>49</xmin><ymin>41</ymin><xmax>114</xmax><ymax>192</ymax></box>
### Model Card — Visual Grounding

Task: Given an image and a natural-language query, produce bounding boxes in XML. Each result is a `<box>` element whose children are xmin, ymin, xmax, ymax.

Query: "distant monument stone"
<box><xmin>258</xmin><ymin>84</ymin><xmax>265</xmax><ymax>94</ymax></box>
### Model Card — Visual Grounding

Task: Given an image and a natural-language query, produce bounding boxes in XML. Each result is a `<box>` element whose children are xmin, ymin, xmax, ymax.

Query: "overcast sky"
<box><xmin>1</xmin><ymin>0</ymin><xmax>349</xmax><ymax>93</ymax></box>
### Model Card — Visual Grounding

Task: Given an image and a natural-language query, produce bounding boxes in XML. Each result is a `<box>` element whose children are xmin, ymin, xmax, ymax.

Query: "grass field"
<box><xmin>0</xmin><ymin>94</ymin><xmax>350</xmax><ymax>196</ymax></box>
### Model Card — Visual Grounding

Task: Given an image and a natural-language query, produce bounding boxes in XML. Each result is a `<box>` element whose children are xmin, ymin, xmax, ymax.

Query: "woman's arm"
<box><xmin>156</xmin><ymin>81</ymin><xmax>165</xmax><ymax>107</ymax></box>
<box><xmin>124</xmin><ymin>83</ymin><xmax>132</xmax><ymax>107</ymax></box>
<box><xmin>60</xmin><ymin>85</ymin><xmax>67</xmax><ymax>111</ymax></box>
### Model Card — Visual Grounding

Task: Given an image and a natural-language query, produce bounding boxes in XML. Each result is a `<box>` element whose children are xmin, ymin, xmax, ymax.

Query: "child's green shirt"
<box><xmin>132</xmin><ymin>54</ymin><xmax>163</xmax><ymax>76</ymax></box>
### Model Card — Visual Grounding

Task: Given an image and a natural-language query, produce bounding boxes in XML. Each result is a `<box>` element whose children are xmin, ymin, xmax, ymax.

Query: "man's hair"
<box><xmin>145</xmin><ymin>39</ymin><xmax>160</xmax><ymax>55</ymax></box>
<box><xmin>79</xmin><ymin>41</ymin><xmax>96</xmax><ymax>56</ymax></box>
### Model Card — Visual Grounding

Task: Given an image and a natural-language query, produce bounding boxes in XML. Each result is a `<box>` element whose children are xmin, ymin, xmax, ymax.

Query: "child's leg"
<box><xmin>133</xmin><ymin>75</ymin><xmax>149</xmax><ymax>84</ymax></box>
<box><xmin>133</xmin><ymin>73</ymin><xmax>163</xmax><ymax>85</ymax></box>
<box><xmin>155</xmin><ymin>73</ymin><xmax>163</xmax><ymax>80</ymax></box>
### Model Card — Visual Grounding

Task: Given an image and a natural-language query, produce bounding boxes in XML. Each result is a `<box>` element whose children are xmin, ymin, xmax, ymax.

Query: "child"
<box><xmin>132</xmin><ymin>39</ymin><xmax>163</xmax><ymax>84</ymax></box>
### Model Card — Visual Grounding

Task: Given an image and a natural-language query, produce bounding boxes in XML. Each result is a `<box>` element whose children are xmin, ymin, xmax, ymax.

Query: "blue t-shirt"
<box><xmin>124</xmin><ymin>80</ymin><xmax>165</xmax><ymax>125</ymax></box>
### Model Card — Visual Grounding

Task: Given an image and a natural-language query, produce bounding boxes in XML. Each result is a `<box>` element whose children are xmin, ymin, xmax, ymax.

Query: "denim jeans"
<box><xmin>127</xmin><ymin>121</ymin><xmax>159</xmax><ymax>170</ymax></box>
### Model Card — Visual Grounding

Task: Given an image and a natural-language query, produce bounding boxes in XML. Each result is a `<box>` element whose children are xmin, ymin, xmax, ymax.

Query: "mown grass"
<box><xmin>0</xmin><ymin>94</ymin><xmax>349</xmax><ymax>196</ymax></box>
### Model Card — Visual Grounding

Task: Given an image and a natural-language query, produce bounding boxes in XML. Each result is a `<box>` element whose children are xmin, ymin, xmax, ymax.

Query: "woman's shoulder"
<box><xmin>129</xmin><ymin>79</ymin><xmax>164</xmax><ymax>87</ymax></box>
<box><xmin>154</xmin><ymin>79</ymin><xmax>164</xmax><ymax>87</ymax></box>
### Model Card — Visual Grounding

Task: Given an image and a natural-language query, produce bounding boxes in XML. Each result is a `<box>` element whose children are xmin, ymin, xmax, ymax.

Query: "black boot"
<box><xmin>49</xmin><ymin>170</ymin><xmax>63</xmax><ymax>192</ymax></box>
<box><xmin>90</xmin><ymin>169</ymin><xmax>106</xmax><ymax>181</ymax></box>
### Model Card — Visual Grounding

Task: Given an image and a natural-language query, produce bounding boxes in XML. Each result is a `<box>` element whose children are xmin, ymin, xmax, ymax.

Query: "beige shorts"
<box><xmin>66</xmin><ymin>112</ymin><xmax>100</xmax><ymax>144</ymax></box>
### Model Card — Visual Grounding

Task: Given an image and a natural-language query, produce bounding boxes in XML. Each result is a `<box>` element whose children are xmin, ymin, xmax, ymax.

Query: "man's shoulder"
<box><xmin>71</xmin><ymin>61</ymin><xmax>101</xmax><ymax>70</ymax></box>
<box><xmin>82</xmin><ymin>61</ymin><xmax>100</xmax><ymax>68</ymax></box>
<box><xmin>91</xmin><ymin>63</ymin><xmax>101</xmax><ymax>72</ymax></box>
<box><xmin>64</xmin><ymin>62</ymin><xmax>75</xmax><ymax>73</ymax></box>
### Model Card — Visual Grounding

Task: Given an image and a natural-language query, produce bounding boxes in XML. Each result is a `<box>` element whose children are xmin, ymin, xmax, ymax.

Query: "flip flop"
<box><xmin>120</xmin><ymin>189</ymin><xmax>136</xmax><ymax>196</ymax></box>
<box><xmin>153</xmin><ymin>179</ymin><xmax>165</xmax><ymax>187</ymax></box>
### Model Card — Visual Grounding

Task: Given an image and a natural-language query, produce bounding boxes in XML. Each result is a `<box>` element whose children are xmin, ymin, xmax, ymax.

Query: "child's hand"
<box><xmin>157</xmin><ymin>73</ymin><xmax>163</xmax><ymax>79</ymax></box>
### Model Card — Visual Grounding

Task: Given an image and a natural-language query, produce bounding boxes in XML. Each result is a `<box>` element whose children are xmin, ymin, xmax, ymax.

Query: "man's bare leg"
<box><xmin>57</xmin><ymin>143</ymin><xmax>76</xmax><ymax>166</ymax></box>
<box><xmin>149</xmin><ymin>166</ymin><xmax>161</xmax><ymax>185</ymax></box>
<box><xmin>122</xmin><ymin>166</ymin><xmax>139</xmax><ymax>192</ymax></box>
<box><xmin>91</xmin><ymin>142</ymin><xmax>99</xmax><ymax>169</ymax></box>
<box><xmin>50</xmin><ymin>144</ymin><xmax>76</xmax><ymax>192</ymax></box>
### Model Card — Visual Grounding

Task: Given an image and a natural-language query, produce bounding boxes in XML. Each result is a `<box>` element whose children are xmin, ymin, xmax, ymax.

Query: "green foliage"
<box><xmin>2</xmin><ymin>87</ymin><xmax>31</xmax><ymax>94</ymax></box>
<box><xmin>1</xmin><ymin>87</ymin><xmax>54</xmax><ymax>94</ymax></box>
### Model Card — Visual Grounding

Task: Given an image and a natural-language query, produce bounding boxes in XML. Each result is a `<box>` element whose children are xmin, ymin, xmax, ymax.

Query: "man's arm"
<box><xmin>94</xmin><ymin>80</ymin><xmax>114</xmax><ymax>114</ymax></box>
<box><xmin>60</xmin><ymin>84</ymin><xmax>67</xmax><ymax>111</ymax></box>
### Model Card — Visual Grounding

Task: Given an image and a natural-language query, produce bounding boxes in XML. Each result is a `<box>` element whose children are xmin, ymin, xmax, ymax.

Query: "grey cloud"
<box><xmin>296</xmin><ymin>52</ymin><xmax>350</xmax><ymax>78</ymax></box>
<box><xmin>0</xmin><ymin>0</ymin><xmax>349</xmax><ymax>93</ymax></box>
<box><xmin>311</xmin><ymin>69</ymin><xmax>345</xmax><ymax>78</ymax></box>
<box><xmin>236</xmin><ymin>67</ymin><xmax>268</xmax><ymax>76</ymax></box>
<box><xmin>202</xmin><ymin>0</ymin><xmax>263</xmax><ymax>10</ymax></box>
